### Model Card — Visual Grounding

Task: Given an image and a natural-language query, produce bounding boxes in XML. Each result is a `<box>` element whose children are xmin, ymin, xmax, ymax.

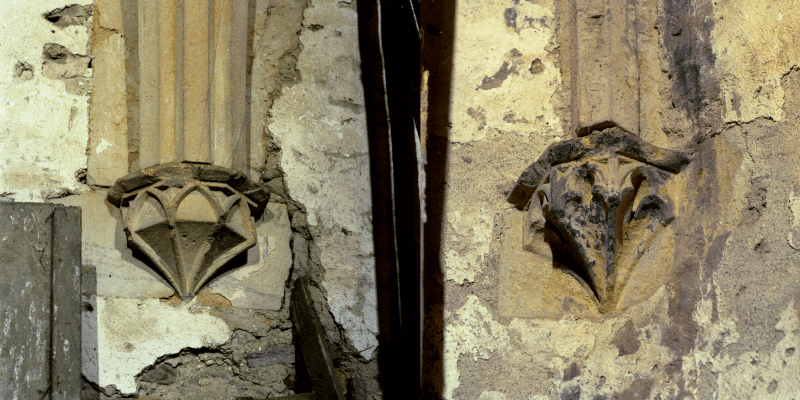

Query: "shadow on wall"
<box><xmin>420</xmin><ymin>0</ymin><xmax>456</xmax><ymax>397</ymax></box>
<box><xmin>357</xmin><ymin>0</ymin><xmax>424</xmax><ymax>397</ymax></box>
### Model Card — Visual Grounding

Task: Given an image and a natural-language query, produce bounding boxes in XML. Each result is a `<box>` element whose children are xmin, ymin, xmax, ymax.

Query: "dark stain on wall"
<box><xmin>611</xmin><ymin>320</ymin><xmax>640</xmax><ymax>357</ymax></box>
<box><xmin>479</xmin><ymin>61</ymin><xmax>518</xmax><ymax>90</ymax></box>
<box><xmin>505</xmin><ymin>8</ymin><xmax>517</xmax><ymax>29</ymax></box>
<box><xmin>661</xmin><ymin>0</ymin><xmax>721</xmax><ymax>139</ymax></box>
<box><xmin>610</xmin><ymin>377</ymin><xmax>654</xmax><ymax>400</ymax></box>
<box><xmin>562</xmin><ymin>362</ymin><xmax>581</xmax><ymax>381</ymax></box>
<box><xmin>560</xmin><ymin>385</ymin><xmax>581</xmax><ymax>400</ymax></box>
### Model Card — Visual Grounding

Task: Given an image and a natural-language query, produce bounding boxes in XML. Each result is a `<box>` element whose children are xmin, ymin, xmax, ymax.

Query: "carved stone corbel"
<box><xmin>108</xmin><ymin>163</ymin><xmax>268</xmax><ymax>299</ymax></box>
<box><xmin>508</xmin><ymin>127</ymin><xmax>690</xmax><ymax>312</ymax></box>
<box><xmin>107</xmin><ymin>0</ymin><xmax>265</xmax><ymax>300</ymax></box>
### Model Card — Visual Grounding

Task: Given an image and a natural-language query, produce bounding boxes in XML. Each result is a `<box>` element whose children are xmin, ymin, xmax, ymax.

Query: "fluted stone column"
<box><xmin>560</xmin><ymin>0</ymin><xmax>640</xmax><ymax>137</ymax></box>
<box><xmin>138</xmin><ymin>0</ymin><xmax>249</xmax><ymax>170</ymax></box>
<box><xmin>108</xmin><ymin>0</ymin><xmax>268</xmax><ymax>300</ymax></box>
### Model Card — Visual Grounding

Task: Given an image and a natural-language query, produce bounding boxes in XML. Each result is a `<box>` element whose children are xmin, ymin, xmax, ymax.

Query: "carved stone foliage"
<box><xmin>508</xmin><ymin>128</ymin><xmax>690</xmax><ymax>312</ymax></box>
<box><xmin>108</xmin><ymin>163</ymin><xmax>269</xmax><ymax>299</ymax></box>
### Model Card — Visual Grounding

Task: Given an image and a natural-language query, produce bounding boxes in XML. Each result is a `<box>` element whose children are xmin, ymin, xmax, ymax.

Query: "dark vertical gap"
<box><xmin>380</xmin><ymin>0</ymin><xmax>421</xmax><ymax>395</ymax></box>
<box><xmin>357</xmin><ymin>0</ymin><xmax>420</xmax><ymax>397</ymax></box>
<box><xmin>356</xmin><ymin>0</ymin><xmax>400</xmax><ymax>397</ymax></box>
<box><xmin>420</xmin><ymin>0</ymin><xmax>455</xmax><ymax>396</ymax></box>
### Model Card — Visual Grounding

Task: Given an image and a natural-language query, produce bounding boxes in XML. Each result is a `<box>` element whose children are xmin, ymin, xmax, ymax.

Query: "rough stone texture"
<box><xmin>269</xmin><ymin>0</ymin><xmax>379</xmax><ymax>360</ymax></box>
<box><xmin>429</xmin><ymin>0</ymin><xmax>800</xmax><ymax>398</ymax></box>
<box><xmin>711</xmin><ymin>1</ymin><xmax>800</xmax><ymax>125</ymax></box>
<box><xmin>449</xmin><ymin>0</ymin><xmax>562</xmax><ymax>144</ymax></box>
<box><xmin>248</xmin><ymin>0</ymin><xmax>307</xmax><ymax>175</ymax></box>
<box><xmin>0</xmin><ymin>0</ymin><xmax>92</xmax><ymax>201</ymax></box>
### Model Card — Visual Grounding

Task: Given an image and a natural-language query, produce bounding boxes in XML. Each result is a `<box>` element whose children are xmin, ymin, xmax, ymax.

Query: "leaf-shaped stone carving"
<box><xmin>510</xmin><ymin>128</ymin><xmax>689</xmax><ymax>313</ymax></box>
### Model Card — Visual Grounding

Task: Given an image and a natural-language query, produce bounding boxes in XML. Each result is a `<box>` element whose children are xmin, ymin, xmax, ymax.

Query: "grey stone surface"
<box><xmin>0</xmin><ymin>203</ymin><xmax>81</xmax><ymax>400</ymax></box>
<box><xmin>246</xmin><ymin>345</ymin><xmax>295</xmax><ymax>368</ymax></box>
<box><xmin>52</xmin><ymin>191</ymin><xmax>175</xmax><ymax>299</ymax></box>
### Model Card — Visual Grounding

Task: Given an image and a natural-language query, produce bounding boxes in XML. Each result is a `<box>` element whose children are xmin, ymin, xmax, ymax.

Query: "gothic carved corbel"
<box><xmin>108</xmin><ymin>163</ymin><xmax>269</xmax><ymax>299</ymax></box>
<box><xmin>106</xmin><ymin>0</ymin><xmax>264</xmax><ymax>300</ymax></box>
<box><xmin>508</xmin><ymin>127</ymin><xmax>690</xmax><ymax>312</ymax></box>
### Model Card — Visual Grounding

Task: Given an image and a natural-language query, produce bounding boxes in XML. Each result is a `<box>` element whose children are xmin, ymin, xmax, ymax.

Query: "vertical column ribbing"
<box><xmin>572</xmin><ymin>0</ymin><xmax>640</xmax><ymax>136</ymax></box>
<box><xmin>137</xmin><ymin>0</ymin><xmax>248</xmax><ymax>171</ymax></box>
<box><xmin>182</xmin><ymin>0</ymin><xmax>212</xmax><ymax>163</ymax></box>
<box><xmin>211</xmin><ymin>0</ymin><xmax>248</xmax><ymax>169</ymax></box>
<box><xmin>138</xmin><ymin>0</ymin><xmax>160</xmax><ymax>167</ymax></box>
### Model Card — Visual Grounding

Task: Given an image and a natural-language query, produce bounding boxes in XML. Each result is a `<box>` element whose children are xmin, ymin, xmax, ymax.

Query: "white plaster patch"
<box><xmin>318</xmin><ymin>232</ymin><xmax>379</xmax><ymax>359</ymax></box>
<box><xmin>0</xmin><ymin>0</ymin><xmax>91</xmax><ymax>201</ymax></box>
<box><xmin>95</xmin><ymin>138</ymin><xmax>112</xmax><ymax>154</ymax></box>
<box><xmin>268</xmin><ymin>0</ymin><xmax>378</xmax><ymax>359</ymax></box>
<box><xmin>788</xmin><ymin>190</ymin><xmax>800</xmax><ymax>249</ymax></box>
<box><xmin>445</xmin><ymin>295</ymin><xmax>510</xmax><ymax>400</ymax></box>
<box><xmin>444</xmin><ymin>207</ymin><xmax>494</xmax><ymax>284</ymax></box>
<box><xmin>85</xmin><ymin>296</ymin><xmax>230</xmax><ymax>394</ymax></box>
<box><xmin>479</xmin><ymin>391</ymin><xmax>507</xmax><ymax>400</ymax></box>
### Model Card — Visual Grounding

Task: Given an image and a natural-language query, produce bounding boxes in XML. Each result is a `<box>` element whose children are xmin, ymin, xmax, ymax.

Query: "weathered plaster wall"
<box><xmin>0</xmin><ymin>1</ymin><xmax>92</xmax><ymax>201</ymax></box>
<box><xmin>0</xmin><ymin>0</ymin><xmax>379</xmax><ymax>398</ymax></box>
<box><xmin>430</xmin><ymin>0</ymin><xmax>800</xmax><ymax>398</ymax></box>
<box><xmin>269</xmin><ymin>0</ymin><xmax>380</xmax><ymax>361</ymax></box>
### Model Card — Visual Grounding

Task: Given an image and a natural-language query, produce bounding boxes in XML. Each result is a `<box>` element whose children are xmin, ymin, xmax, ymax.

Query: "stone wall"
<box><xmin>0</xmin><ymin>0</ymin><xmax>379</xmax><ymax>398</ymax></box>
<box><xmin>425</xmin><ymin>0</ymin><xmax>800</xmax><ymax>398</ymax></box>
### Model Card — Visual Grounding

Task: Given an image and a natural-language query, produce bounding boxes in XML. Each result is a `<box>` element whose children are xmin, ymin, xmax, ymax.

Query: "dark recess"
<box><xmin>357</xmin><ymin>0</ymin><xmax>422</xmax><ymax>398</ymax></box>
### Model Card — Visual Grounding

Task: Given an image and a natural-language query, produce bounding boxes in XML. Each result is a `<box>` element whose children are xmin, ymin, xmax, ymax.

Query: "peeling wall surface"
<box><xmin>0</xmin><ymin>0</ymin><xmax>379</xmax><ymax>398</ymax></box>
<box><xmin>0</xmin><ymin>0</ymin><xmax>92</xmax><ymax>202</ymax></box>
<box><xmin>428</xmin><ymin>0</ymin><xmax>800</xmax><ymax>398</ymax></box>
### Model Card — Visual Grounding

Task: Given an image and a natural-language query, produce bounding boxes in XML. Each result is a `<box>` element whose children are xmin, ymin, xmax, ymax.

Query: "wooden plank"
<box><xmin>0</xmin><ymin>203</ymin><xmax>56</xmax><ymax>400</ymax></box>
<box><xmin>291</xmin><ymin>277</ymin><xmax>344</xmax><ymax>400</ymax></box>
<box><xmin>51</xmin><ymin>205</ymin><xmax>82</xmax><ymax>400</ymax></box>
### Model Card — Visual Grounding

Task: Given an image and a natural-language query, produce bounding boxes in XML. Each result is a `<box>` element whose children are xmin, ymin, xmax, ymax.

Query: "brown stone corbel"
<box><xmin>508</xmin><ymin>0</ymin><xmax>692</xmax><ymax>312</ymax></box>
<box><xmin>508</xmin><ymin>127</ymin><xmax>689</xmax><ymax>312</ymax></box>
